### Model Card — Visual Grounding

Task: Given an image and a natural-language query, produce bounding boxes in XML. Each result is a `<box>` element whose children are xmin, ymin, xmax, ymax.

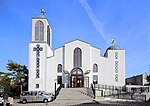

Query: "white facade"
<box><xmin>28</xmin><ymin>14</ymin><xmax>125</xmax><ymax>93</ymax></box>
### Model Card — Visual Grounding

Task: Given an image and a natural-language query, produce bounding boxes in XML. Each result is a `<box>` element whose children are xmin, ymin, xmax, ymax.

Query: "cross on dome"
<box><xmin>40</xmin><ymin>9</ymin><xmax>46</xmax><ymax>15</ymax></box>
<box><xmin>111</xmin><ymin>39</ymin><xmax>116</xmax><ymax>45</ymax></box>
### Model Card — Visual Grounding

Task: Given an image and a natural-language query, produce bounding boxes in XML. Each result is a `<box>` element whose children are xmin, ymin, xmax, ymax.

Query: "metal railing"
<box><xmin>94</xmin><ymin>84</ymin><xmax>150</xmax><ymax>101</ymax></box>
<box><xmin>54</xmin><ymin>84</ymin><xmax>63</xmax><ymax>100</ymax></box>
<box><xmin>86</xmin><ymin>87</ymin><xmax>95</xmax><ymax>98</ymax></box>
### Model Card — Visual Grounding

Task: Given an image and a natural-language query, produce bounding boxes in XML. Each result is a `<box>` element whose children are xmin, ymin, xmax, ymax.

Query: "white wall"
<box><xmin>50</xmin><ymin>40</ymin><xmax>125</xmax><ymax>87</ymax></box>
<box><xmin>64</xmin><ymin>40</ymin><xmax>91</xmax><ymax>74</ymax></box>
<box><xmin>45</xmin><ymin>45</ymin><xmax>54</xmax><ymax>92</ymax></box>
<box><xmin>101</xmin><ymin>50</ymin><xmax>125</xmax><ymax>86</ymax></box>
<box><xmin>29</xmin><ymin>43</ymin><xmax>48</xmax><ymax>91</ymax></box>
<box><xmin>54</xmin><ymin>47</ymin><xmax>63</xmax><ymax>86</ymax></box>
<box><xmin>90</xmin><ymin>47</ymin><xmax>101</xmax><ymax>84</ymax></box>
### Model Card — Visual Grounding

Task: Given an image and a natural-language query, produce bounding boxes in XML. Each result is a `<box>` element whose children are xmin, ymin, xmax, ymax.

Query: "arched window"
<box><xmin>93</xmin><ymin>64</ymin><xmax>98</xmax><ymax>72</ymax></box>
<box><xmin>57</xmin><ymin>64</ymin><xmax>62</xmax><ymax>73</ymax></box>
<box><xmin>57</xmin><ymin>76</ymin><xmax>62</xmax><ymax>84</ymax></box>
<box><xmin>93</xmin><ymin>75</ymin><xmax>98</xmax><ymax>84</ymax></box>
<box><xmin>74</xmin><ymin>48</ymin><xmax>82</xmax><ymax>67</ymax></box>
<box><xmin>35</xmin><ymin>20</ymin><xmax>44</xmax><ymax>41</ymax></box>
<box><xmin>47</xmin><ymin>25</ymin><xmax>50</xmax><ymax>46</ymax></box>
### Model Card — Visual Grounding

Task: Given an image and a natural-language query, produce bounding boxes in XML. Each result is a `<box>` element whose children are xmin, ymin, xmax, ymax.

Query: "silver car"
<box><xmin>20</xmin><ymin>91</ymin><xmax>53</xmax><ymax>104</ymax></box>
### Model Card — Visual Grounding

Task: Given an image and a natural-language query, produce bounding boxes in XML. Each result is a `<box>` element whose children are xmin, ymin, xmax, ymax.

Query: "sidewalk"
<box><xmin>95</xmin><ymin>96</ymin><xmax>150</xmax><ymax>106</ymax></box>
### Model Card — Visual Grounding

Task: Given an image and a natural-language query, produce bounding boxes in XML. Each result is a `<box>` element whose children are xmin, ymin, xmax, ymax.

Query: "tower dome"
<box><xmin>107</xmin><ymin>45</ymin><xmax>121</xmax><ymax>50</ymax></box>
<box><xmin>104</xmin><ymin>45</ymin><xmax>121</xmax><ymax>57</ymax></box>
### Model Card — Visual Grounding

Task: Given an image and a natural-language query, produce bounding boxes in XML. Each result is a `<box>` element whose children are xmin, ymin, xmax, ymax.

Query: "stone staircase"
<box><xmin>49</xmin><ymin>88</ymin><xmax>94</xmax><ymax>106</ymax></box>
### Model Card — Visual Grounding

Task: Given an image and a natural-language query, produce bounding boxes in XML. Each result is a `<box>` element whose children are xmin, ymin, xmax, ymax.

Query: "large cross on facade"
<box><xmin>33</xmin><ymin>44</ymin><xmax>43</xmax><ymax>78</ymax></box>
<box><xmin>33</xmin><ymin>44</ymin><xmax>43</xmax><ymax>57</ymax></box>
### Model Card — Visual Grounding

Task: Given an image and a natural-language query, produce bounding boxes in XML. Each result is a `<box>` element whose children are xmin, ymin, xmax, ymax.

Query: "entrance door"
<box><xmin>71</xmin><ymin>68</ymin><xmax>84</xmax><ymax>88</ymax></box>
<box><xmin>84</xmin><ymin>77</ymin><xmax>89</xmax><ymax>87</ymax></box>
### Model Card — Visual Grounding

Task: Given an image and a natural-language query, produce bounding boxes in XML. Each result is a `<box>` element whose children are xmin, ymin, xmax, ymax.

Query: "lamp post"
<box><xmin>84</xmin><ymin>70</ymin><xmax>91</xmax><ymax>75</ymax></box>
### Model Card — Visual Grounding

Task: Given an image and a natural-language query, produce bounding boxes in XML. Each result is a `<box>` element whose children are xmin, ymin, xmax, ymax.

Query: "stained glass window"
<box><xmin>57</xmin><ymin>64</ymin><xmax>62</xmax><ymax>73</ymax></box>
<box><xmin>74</xmin><ymin>48</ymin><xmax>82</xmax><ymax>67</ymax></box>
<box><xmin>93</xmin><ymin>64</ymin><xmax>98</xmax><ymax>72</ymax></box>
<box><xmin>35</xmin><ymin>20</ymin><xmax>44</xmax><ymax>41</ymax></box>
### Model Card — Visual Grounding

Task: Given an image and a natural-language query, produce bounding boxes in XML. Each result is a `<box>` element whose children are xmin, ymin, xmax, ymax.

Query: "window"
<box><xmin>115</xmin><ymin>61</ymin><xmax>118</xmax><ymax>73</ymax></box>
<box><xmin>22</xmin><ymin>92</ymin><xmax>29</xmax><ymax>96</ymax></box>
<box><xmin>115</xmin><ymin>52</ymin><xmax>118</xmax><ymax>59</ymax></box>
<box><xmin>93</xmin><ymin>64</ymin><xmax>98</xmax><ymax>72</ymax></box>
<box><xmin>38</xmin><ymin>91</ymin><xmax>43</xmax><ymax>95</ymax></box>
<box><xmin>57</xmin><ymin>64</ymin><xmax>62</xmax><ymax>73</ymax></box>
<box><xmin>47</xmin><ymin>25</ymin><xmax>50</xmax><ymax>46</ymax></box>
<box><xmin>57</xmin><ymin>76</ymin><xmax>62</xmax><ymax>84</ymax></box>
<box><xmin>31</xmin><ymin>91</ymin><xmax>37</xmax><ymax>96</ymax></box>
<box><xmin>74</xmin><ymin>48</ymin><xmax>82</xmax><ymax>67</ymax></box>
<box><xmin>35</xmin><ymin>20</ymin><xmax>44</xmax><ymax>41</ymax></box>
<box><xmin>93</xmin><ymin>75</ymin><xmax>98</xmax><ymax>84</ymax></box>
<box><xmin>115</xmin><ymin>61</ymin><xmax>118</xmax><ymax>66</ymax></box>
<box><xmin>115</xmin><ymin>74</ymin><xmax>118</xmax><ymax>82</ymax></box>
<box><xmin>36</xmin><ymin>69</ymin><xmax>39</xmax><ymax>78</ymax></box>
<box><xmin>36</xmin><ymin>84</ymin><xmax>39</xmax><ymax>89</ymax></box>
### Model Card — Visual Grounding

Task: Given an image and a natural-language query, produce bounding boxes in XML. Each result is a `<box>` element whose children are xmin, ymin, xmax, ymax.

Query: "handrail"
<box><xmin>86</xmin><ymin>87</ymin><xmax>95</xmax><ymax>98</ymax></box>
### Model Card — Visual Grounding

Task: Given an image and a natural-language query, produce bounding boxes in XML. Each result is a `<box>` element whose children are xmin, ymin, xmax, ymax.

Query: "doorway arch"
<box><xmin>70</xmin><ymin>68</ymin><xmax>84</xmax><ymax>88</ymax></box>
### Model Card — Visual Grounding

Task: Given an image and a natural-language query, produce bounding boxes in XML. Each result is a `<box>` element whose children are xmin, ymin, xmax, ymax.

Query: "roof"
<box><xmin>107</xmin><ymin>45</ymin><xmax>121</xmax><ymax>50</ymax></box>
<box><xmin>104</xmin><ymin>45</ymin><xmax>122</xmax><ymax>57</ymax></box>
<box><xmin>53</xmin><ymin>39</ymin><xmax>101</xmax><ymax>51</ymax></box>
<box><xmin>36</xmin><ymin>15</ymin><xmax>46</xmax><ymax>19</ymax></box>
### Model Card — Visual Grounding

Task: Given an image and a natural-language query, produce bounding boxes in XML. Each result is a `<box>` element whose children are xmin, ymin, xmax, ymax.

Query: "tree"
<box><xmin>0</xmin><ymin>72</ymin><xmax>12</xmax><ymax>95</ymax></box>
<box><xmin>6</xmin><ymin>60</ymin><xmax>28</xmax><ymax>95</ymax></box>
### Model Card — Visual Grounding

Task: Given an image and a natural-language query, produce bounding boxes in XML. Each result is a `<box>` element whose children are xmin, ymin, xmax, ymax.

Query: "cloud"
<box><xmin>79</xmin><ymin>0</ymin><xmax>109</xmax><ymax>44</ymax></box>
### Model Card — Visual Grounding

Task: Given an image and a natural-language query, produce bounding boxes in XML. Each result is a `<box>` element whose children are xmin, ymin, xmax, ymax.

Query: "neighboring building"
<box><xmin>28</xmin><ymin>11</ymin><xmax>125</xmax><ymax>93</ymax></box>
<box><xmin>126</xmin><ymin>74</ymin><xmax>149</xmax><ymax>86</ymax></box>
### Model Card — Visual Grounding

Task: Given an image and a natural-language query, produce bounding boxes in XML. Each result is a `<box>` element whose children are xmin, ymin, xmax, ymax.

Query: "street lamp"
<box><xmin>84</xmin><ymin>70</ymin><xmax>91</xmax><ymax>75</ymax></box>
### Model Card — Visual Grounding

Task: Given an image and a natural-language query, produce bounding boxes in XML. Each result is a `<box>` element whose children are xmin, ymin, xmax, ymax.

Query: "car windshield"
<box><xmin>44</xmin><ymin>93</ymin><xmax>50</xmax><ymax>95</ymax></box>
<box><xmin>22</xmin><ymin>92</ymin><xmax>30</xmax><ymax>96</ymax></box>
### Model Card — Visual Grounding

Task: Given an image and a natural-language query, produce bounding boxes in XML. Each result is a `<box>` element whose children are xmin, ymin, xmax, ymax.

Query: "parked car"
<box><xmin>20</xmin><ymin>91</ymin><xmax>53</xmax><ymax>104</ymax></box>
<box><xmin>0</xmin><ymin>97</ymin><xmax>4</xmax><ymax>106</ymax></box>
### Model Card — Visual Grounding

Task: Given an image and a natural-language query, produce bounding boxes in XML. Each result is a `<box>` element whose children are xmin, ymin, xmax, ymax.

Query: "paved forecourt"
<box><xmin>12</xmin><ymin>88</ymin><xmax>150</xmax><ymax>106</ymax></box>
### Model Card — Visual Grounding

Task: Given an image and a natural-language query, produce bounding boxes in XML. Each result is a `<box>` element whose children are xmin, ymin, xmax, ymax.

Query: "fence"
<box><xmin>94</xmin><ymin>84</ymin><xmax>150</xmax><ymax>101</ymax></box>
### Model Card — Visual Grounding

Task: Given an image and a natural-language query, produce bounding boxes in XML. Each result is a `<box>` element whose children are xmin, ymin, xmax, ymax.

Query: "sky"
<box><xmin>0</xmin><ymin>0</ymin><xmax>150</xmax><ymax>77</ymax></box>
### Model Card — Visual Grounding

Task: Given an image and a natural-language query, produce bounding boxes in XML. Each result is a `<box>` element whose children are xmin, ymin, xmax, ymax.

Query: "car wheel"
<box><xmin>22</xmin><ymin>99</ymin><xmax>27</xmax><ymax>104</ymax></box>
<box><xmin>43</xmin><ymin>99</ymin><xmax>48</xmax><ymax>103</ymax></box>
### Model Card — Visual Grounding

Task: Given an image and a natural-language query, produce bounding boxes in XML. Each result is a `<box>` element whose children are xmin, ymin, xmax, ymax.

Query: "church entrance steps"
<box><xmin>49</xmin><ymin>88</ymin><xmax>94</xmax><ymax>105</ymax></box>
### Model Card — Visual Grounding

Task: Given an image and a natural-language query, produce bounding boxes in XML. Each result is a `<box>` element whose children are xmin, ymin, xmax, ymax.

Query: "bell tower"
<box><xmin>32</xmin><ymin>9</ymin><xmax>52</xmax><ymax>48</ymax></box>
<box><xmin>28</xmin><ymin>9</ymin><xmax>53</xmax><ymax>92</ymax></box>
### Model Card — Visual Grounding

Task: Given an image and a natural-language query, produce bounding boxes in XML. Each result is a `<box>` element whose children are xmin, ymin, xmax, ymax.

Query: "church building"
<box><xmin>28</xmin><ymin>10</ymin><xmax>125</xmax><ymax>93</ymax></box>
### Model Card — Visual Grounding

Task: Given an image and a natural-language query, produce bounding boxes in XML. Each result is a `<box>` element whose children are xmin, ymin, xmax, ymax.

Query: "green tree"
<box><xmin>6</xmin><ymin>60</ymin><xmax>28</xmax><ymax>95</ymax></box>
<box><xmin>0</xmin><ymin>72</ymin><xmax>12</xmax><ymax>95</ymax></box>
